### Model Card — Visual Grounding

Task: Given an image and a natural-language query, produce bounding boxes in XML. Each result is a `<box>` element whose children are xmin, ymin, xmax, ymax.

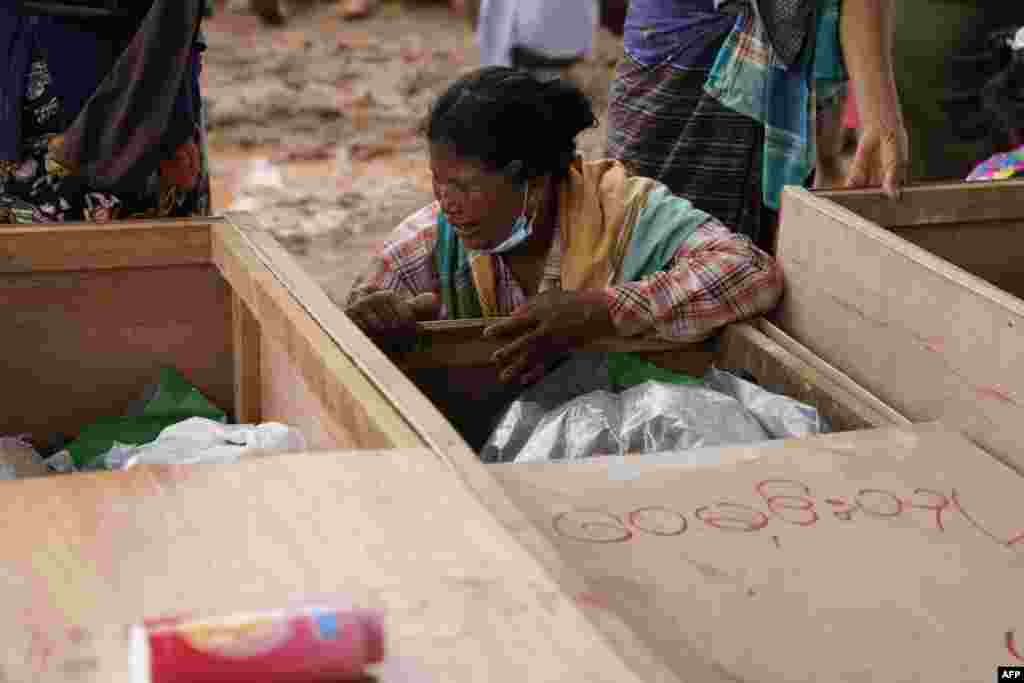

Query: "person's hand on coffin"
<box><xmin>846</xmin><ymin>121</ymin><xmax>909</xmax><ymax>199</ymax></box>
<box><xmin>483</xmin><ymin>288</ymin><xmax>616</xmax><ymax>385</ymax></box>
<box><xmin>345</xmin><ymin>290</ymin><xmax>441</xmax><ymax>352</ymax></box>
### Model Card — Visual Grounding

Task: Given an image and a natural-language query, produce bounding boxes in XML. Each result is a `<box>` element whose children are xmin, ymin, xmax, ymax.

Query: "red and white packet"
<box><xmin>130</xmin><ymin>605</ymin><xmax>385</xmax><ymax>682</ymax></box>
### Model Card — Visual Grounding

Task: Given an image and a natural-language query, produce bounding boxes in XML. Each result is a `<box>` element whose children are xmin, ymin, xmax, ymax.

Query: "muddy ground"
<box><xmin>203</xmin><ymin>0</ymin><xmax>623</xmax><ymax>305</ymax></box>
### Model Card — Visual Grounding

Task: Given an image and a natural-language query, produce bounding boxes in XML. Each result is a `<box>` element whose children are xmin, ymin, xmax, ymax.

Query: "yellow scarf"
<box><xmin>470</xmin><ymin>157</ymin><xmax>657</xmax><ymax>316</ymax></box>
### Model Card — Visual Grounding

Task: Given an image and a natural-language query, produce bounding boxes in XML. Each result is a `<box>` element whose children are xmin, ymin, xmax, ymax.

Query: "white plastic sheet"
<box><xmin>484</xmin><ymin>365</ymin><xmax>831</xmax><ymax>463</ymax></box>
<box><xmin>104</xmin><ymin>418</ymin><xmax>307</xmax><ymax>470</ymax></box>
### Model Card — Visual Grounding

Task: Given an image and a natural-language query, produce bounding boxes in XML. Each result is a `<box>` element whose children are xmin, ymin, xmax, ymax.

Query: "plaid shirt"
<box><xmin>348</xmin><ymin>202</ymin><xmax>783</xmax><ymax>343</ymax></box>
<box><xmin>705</xmin><ymin>0</ymin><xmax>847</xmax><ymax>210</ymax></box>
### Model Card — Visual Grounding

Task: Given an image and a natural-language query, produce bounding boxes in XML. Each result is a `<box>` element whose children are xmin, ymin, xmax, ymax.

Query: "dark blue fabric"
<box><xmin>0</xmin><ymin>3</ymin><xmax>199</xmax><ymax>164</ymax></box>
<box><xmin>0</xmin><ymin>5</ymin><xmax>32</xmax><ymax>160</ymax></box>
<box><xmin>1</xmin><ymin>8</ymin><xmax>118</xmax><ymax>160</ymax></box>
<box><xmin>623</xmin><ymin>0</ymin><xmax>737</xmax><ymax>70</ymax></box>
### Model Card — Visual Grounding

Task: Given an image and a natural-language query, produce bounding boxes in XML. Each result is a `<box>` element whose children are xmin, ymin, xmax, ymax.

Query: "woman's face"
<box><xmin>429</xmin><ymin>142</ymin><xmax>526</xmax><ymax>251</ymax></box>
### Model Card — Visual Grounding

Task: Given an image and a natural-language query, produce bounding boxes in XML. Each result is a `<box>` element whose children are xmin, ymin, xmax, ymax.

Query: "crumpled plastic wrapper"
<box><xmin>480</xmin><ymin>353</ymin><xmax>613</xmax><ymax>463</ymax></box>
<box><xmin>703</xmin><ymin>366</ymin><xmax>831</xmax><ymax>438</ymax></box>
<box><xmin>617</xmin><ymin>381</ymin><xmax>770</xmax><ymax>455</ymax></box>
<box><xmin>43</xmin><ymin>450</ymin><xmax>77</xmax><ymax>473</ymax></box>
<box><xmin>100</xmin><ymin>442</ymin><xmax>143</xmax><ymax>471</ymax></box>
<box><xmin>511</xmin><ymin>390</ymin><xmax>625</xmax><ymax>464</ymax></box>
<box><xmin>0</xmin><ymin>435</ymin><xmax>52</xmax><ymax>479</ymax></box>
<box><xmin>94</xmin><ymin>418</ymin><xmax>307</xmax><ymax>470</ymax></box>
<box><xmin>485</xmin><ymin>363</ymin><xmax>831</xmax><ymax>463</ymax></box>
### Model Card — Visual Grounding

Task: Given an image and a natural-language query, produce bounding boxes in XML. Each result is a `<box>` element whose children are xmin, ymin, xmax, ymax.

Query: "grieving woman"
<box><xmin>345</xmin><ymin>67</ymin><xmax>783</xmax><ymax>386</ymax></box>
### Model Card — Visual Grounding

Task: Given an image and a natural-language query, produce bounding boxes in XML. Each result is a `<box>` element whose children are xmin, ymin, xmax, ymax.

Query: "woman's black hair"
<box><xmin>421</xmin><ymin>66</ymin><xmax>598</xmax><ymax>180</ymax></box>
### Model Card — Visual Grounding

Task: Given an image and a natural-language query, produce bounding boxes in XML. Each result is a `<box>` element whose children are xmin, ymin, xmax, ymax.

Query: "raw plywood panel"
<box><xmin>260</xmin><ymin>331</ymin><xmax>354</xmax><ymax>449</ymax></box>
<box><xmin>716</xmin><ymin>322</ymin><xmax>902</xmax><ymax>431</ymax></box>
<box><xmin>492</xmin><ymin>423</ymin><xmax>1024</xmax><ymax>683</ymax></box>
<box><xmin>0</xmin><ymin>451</ymin><xmax>649</xmax><ymax>683</ymax></box>
<box><xmin>220</xmin><ymin>217</ymin><xmax>684</xmax><ymax>682</ymax></box>
<box><xmin>0</xmin><ymin>264</ymin><xmax>234</xmax><ymax>442</ymax></box>
<box><xmin>816</xmin><ymin>180</ymin><xmax>1024</xmax><ymax>228</ymax></box>
<box><xmin>0</xmin><ymin>219</ymin><xmax>212</xmax><ymax>273</ymax></box>
<box><xmin>816</xmin><ymin>182</ymin><xmax>1024</xmax><ymax>305</ymax></box>
<box><xmin>889</xmin><ymin>221</ymin><xmax>1024</xmax><ymax>301</ymax></box>
<box><xmin>774</xmin><ymin>187</ymin><xmax>1024</xmax><ymax>473</ymax></box>
<box><xmin>231</xmin><ymin>291</ymin><xmax>262</xmax><ymax>423</ymax></box>
<box><xmin>401</xmin><ymin>318</ymin><xmax>706</xmax><ymax>368</ymax></box>
<box><xmin>212</xmin><ymin>222</ymin><xmax>422</xmax><ymax>451</ymax></box>
<box><xmin>755</xmin><ymin>319</ymin><xmax>910</xmax><ymax>428</ymax></box>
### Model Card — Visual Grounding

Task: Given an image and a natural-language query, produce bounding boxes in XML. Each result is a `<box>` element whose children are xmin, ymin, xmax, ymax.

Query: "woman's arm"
<box><xmin>840</xmin><ymin>0</ymin><xmax>909</xmax><ymax>197</ymax></box>
<box><xmin>605</xmin><ymin>220</ymin><xmax>784</xmax><ymax>343</ymax></box>
<box><xmin>483</xmin><ymin>219</ymin><xmax>781</xmax><ymax>384</ymax></box>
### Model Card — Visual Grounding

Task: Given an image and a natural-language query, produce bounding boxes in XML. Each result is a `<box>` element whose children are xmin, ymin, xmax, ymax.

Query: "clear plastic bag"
<box><xmin>704</xmin><ymin>366</ymin><xmax>831</xmax><ymax>437</ymax></box>
<box><xmin>487</xmin><ymin>363</ymin><xmax>831</xmax><ymax>464</ymax></box>
<box><xmin>480</xmin><ymin>353</ymin><xmax>613</xmax><ymax>463</ymax></box>
<box><xmin>104</xmin><ymin>418</ymin><xmax>307</xmax><ymax>470</ymax></box>
<box><xmin>618</xmin><ymin>381</ymin><xmax>770</xmax><ymax>454</ymax></box>
<box><xmin>512</xmin><ymin>391</ymin><xmax>624</xmax><ymax>464</ymax></box>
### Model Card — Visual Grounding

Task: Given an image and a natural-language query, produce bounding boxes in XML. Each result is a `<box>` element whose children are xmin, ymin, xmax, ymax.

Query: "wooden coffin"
<box><xmin>393</xmin><ymin>317</ymin><xmax>908</xmax><ymax>452</ymax></box>
<box><xmin>491</xmin><ymin>421</ymin><xmax>1024</xmax><ymax>683</ymax></box>
<box><xmin>773</xmin><ymin>181</ymin><xmax>1024</xmax><ymax>473</ymax></box>
<box><xmin>0</xmin><ymin>215</ymin><xmax>423</xmax><ymax>452</ymax></box>
<box><xmin>0</xmin><ymin>214</ymin><xmax>673</xmax><ymax>682</ymax></box>
<box><xmin>3</xmin><ymin>210</ymin><xmax>974</xmax><ymax>683</ymax></box>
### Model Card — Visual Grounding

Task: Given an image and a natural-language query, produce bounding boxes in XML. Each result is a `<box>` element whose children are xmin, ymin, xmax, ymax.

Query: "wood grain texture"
<box><xmin>260</xmin><ymin>331</ymin><xmax>354</xmax><ymax>449</ymax></box>
<box><xmin>814</xmin><ymin>179</ymin><xmax>1024</xmax><ymax>228</ymax></box>
<box><xmin>0</xmin><ymin>214</ymin><xmax>926</xmax><ymax>683</ymax></box>
<box><xmin>231</xmin><ymin>292</ymin><xmax>262</xmax><ymax>424</ymax></box>
<box><xmin>398</xmin><ymin>319</ymin><xmax>712</xmax><ymax>368</ymax></box>
<box><xmin>492</xmin><ymin>423</ymin><xmax>1024</xmax><ymax>683</ymax></box>
<box><xmin>775</xmin><ymin>186</ymin><xmax>1024</xmax><ymax>472</ymax></box>
<box><xmin>0</xmin><ymin>451</ymin><xmax>651</xmax><ymax>683</ymax></box>
<box><xmin>0</xmin><ymin>264</ymin><xmax>234</xmax><ymax>442</ymax></box>
<box><xmin>888</xmin><ymin>220</ymin><xmax>1024</xmax><ymax>301</ymax></box>
<box><xmin>0</xmin><ymin>219</ymin><xmax>212</xmax><ymax>273</ymax></box>
<box><xmin>718</xmin><ymin>323</ymin><xmax>903</xmax><ymax>431</ymax></box>
<box><xmin>226</xmin><ymin>214</ymin><xmax>476</xmax><ymax>459</ymax></box>
<box><xmin>816</xmin><ymin>182</ymin><xmax>1024</xmax><ymax>299</ymax></box>
<box><xmin>756</xmin><ymin>320</ymin><xmax>911</xmax><ymax>427</ymax></box>
<box><xmin>223</xmin><ymin>213</ymin><xmax>685</xmax><ymax>683</ymax></box>
<box><xmin>212</xmin><ymin>221</ymin><xmax>422</xmax><ymax>450</ymax></box>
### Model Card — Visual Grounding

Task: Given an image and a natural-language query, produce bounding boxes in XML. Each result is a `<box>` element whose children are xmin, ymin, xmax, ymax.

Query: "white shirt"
<box><xmin>477</xmin><ymin>0</ymin><xmax>599</xmax><ymax>68</ymax></box>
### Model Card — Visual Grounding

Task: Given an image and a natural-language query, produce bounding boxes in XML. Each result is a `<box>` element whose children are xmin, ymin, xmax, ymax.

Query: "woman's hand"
<box><xmin>483</xmin><ymin>289</ymin><xmax>616</xmax><ymax>385</ymax></box>
<box><xmin>346</xmin><ymin>291</ymin><xmax>440</xmax><ymax>352</ymax></box>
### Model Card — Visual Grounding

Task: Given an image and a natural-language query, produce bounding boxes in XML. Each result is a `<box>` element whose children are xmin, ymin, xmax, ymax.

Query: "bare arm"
<box><xmin>840</xmin><ymin>0</ymin><xmax>909</xmax><ymax>197</ymax></box>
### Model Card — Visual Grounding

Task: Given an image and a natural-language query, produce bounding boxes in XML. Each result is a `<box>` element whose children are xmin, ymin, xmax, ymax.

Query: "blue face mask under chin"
<box><xmin>476</xmin><ymin>181</ymin><xmax>534</xmax><ymax>255</ymax></box>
